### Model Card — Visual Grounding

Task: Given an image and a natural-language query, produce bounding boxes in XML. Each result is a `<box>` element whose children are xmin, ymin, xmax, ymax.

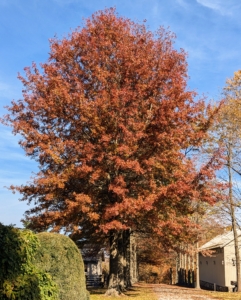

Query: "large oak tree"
<box><xmin>3</xmin><ymin>8</ymin><xmax>220</xmax><ymax>293</ymax></box>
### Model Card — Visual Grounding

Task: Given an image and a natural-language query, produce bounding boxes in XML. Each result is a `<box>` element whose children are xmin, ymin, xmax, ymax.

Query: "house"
<box><xmin>80</xmin><ymin>232</ymin><xmax>138</xmax><ymax>287</ymax></box>
<box><xmin>81</xmin><ymin>247</ymin><xmax>106</xmax><ymax>287</ymax></box>
<box><xmin>199</xmin><ymin>230</ymin><xmax>241</xmax><ymax>292</ymax></box>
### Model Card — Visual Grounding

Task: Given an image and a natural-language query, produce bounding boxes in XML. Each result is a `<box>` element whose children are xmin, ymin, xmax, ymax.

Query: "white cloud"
<box><xmin>196</xmin><ymin>0</ymin><xmax>224</xmax><ymax>13</ymax></box>
<box><xmin>196</xmin><ymin>0</ymin><xmax>237</xmax><ymax>15</ymax></box>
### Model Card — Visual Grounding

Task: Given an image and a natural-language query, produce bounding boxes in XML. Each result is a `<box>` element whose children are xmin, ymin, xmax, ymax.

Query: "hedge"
<box><xmin>35</xmin><ymin>232</ymin><xmax>89</xmax><ymax>300</ymax></box>
<box><xmin>0</xmin><ymin>223</ymin><xmax>58</xmax><ymax>300</ymax></box>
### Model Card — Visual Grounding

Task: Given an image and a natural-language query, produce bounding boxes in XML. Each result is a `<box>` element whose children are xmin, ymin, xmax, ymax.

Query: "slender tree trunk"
<box><xmin>124</xmin><ymin>229</ymin><xmax>132</xmax><ymax>288</ymax></box>
<box><xmin>195</xmin><ymin>241</ymin><xmax>200</xmax><ymax>289</ymax></box>
<box><xmin>176</xmin><ymin>253</ymin><xmax>180</xmax><ymax>284</ymax></box>
<box><xmin>193</xmin><ymin>198</ymin><xmax>201</xmax><ymax>290</ymax></box>
<box><xmin>117</xmin><ymin>230</ymin><xmax>125</xmax><ymax>291</ymax></box>
<box><xmin>178</xmin><ymin>251</ymin><xmax>182</xmax><ymax>284</ymax></box>
<box><xmin>130</xmin><ymin>233</ymin><xmax>137</xmax><ymax>284</ymax></box>
<box><xmin>227</xmin><ymin>142</ymin><xmax>241</xmax><ymax>292</ymax></box>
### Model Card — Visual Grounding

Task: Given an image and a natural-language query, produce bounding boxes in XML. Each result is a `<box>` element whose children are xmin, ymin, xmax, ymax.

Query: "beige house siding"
<box><xmin>199</xmin><ymin>248</ymin><xmax>225</xmax><ymax>286</ymax></box>
<box><xmin>223</xmin><ymin>240</ymin><xmax>239</xmax><ymax>286</ymax></box>
<box><xmin>199</xmin><ymin>232</ymin><xmax>241</xmax><ymax>289</ymax></box>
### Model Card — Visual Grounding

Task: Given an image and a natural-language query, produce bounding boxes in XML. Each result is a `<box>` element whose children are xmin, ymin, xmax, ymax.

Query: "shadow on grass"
<box><xmin>88</xmin><ymin>285</ymin><xmax>157</xmax><ymax>298</ymax></box>
<box><xmin>88</xmin><ymin>287</ymin><xmax>106</xmax><ymax>295</ymax></box>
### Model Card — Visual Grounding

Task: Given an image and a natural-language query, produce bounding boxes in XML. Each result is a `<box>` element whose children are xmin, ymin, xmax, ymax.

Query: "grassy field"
<box><xmin>209</xmin><ymin>291</ymin><xmax>241</xmax><ymax>300</ymax></box>
<box><xmin>89</xmin><ymin>284</ymin><xmax>159</xmax><ymax>300</ymax></box>
<box><xmin>88</xmin><ymin>283</ymin><xmax>241</xmax><ymax>300</ymax></box>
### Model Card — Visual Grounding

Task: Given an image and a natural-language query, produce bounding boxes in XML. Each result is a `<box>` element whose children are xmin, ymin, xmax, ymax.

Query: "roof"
<box><xmin>199</xmin><ymin>230</ymin><xmax>241</xmax><ymax>251</ymax></box>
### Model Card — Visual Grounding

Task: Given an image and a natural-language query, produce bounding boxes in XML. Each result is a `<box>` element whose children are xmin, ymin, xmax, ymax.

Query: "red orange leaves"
<box><xmin>2</xmin><ymin>8</ymin><xmax>219</xmax><ymax>244</ymax></box>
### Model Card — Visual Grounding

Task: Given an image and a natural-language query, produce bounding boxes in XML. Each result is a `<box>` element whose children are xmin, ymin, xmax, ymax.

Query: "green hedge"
<box><xmin>0</xmin><ymin>223</ymin><xmax>58</xmax><ymax>300</ymax></box>
<box><xmin>35</xmin><ymin>232</ymin><xmax>89</xmax><ymax>300</ymax></box>
<box><xmin>0</xmin><ymin>224</ymin><xmax>89</xmax><ymax>300</ymax></box>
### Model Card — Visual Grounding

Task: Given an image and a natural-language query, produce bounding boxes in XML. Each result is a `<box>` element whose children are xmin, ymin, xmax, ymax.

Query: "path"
<box><xmin>155</xmin><ymin>285</ymin><xmax>215</xmax><ymax>300</ymax></box>
<box><xmin>135</xmin><ymin>283</ymin><xmax>220</xmax><ymax>300</ymax></box>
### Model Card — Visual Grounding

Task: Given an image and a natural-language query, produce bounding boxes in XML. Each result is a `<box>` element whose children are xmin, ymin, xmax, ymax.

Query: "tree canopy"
<box><xmin>3</xmin><ymin>8</ymin><xmax>219</xmax><ymax>248</ymax></box>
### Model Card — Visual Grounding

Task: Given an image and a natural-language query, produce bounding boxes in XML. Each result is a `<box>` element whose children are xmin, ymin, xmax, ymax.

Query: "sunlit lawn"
<box><xmin>88</xmin><ymin>283</ymin><xmax>241</xmax><ymax>300</ymax></box>
<box><xmin>208</xmin><ymin>291</ymin><xmax>241</xmax><ymax>300</ymax></box>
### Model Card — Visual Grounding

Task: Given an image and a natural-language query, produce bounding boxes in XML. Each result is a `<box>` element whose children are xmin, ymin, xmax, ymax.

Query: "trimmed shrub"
<box><xmin>0</xmin><ymin>223</ymin><xmax>58</xmax><ymax>300</ymax></box>
<box><xmin>35</xmin><ymin>232</ymin><xmax>89</xmax><ymax>300</ymax></box>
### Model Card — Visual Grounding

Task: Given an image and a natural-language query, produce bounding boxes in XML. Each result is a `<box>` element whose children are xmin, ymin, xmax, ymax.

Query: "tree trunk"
<box><xmin>117</xmin><ymin>230</ymin><xmax>125</xmax><ymax>291</ymax></box>
<box><xmin>130</xmin><ymin>233</ymin><xmax>138</xmax><ymax>284</ymax></box>
<box><xmin>106</xmin><ymin>230</ymin><xmax>122</xmax><ymax>296</ymax></box>
<box><xmin>106</xmin><ymin>230</ymin><xmax>131</xmax><ymax>296</ymax></box>
<box><xmin>124</xmin><ymin>229</ymin><xmax>132</xmax><ymax>288</ymax></box>
<box><xmin>228</xmin><ymin>142</ymin><xmax>241</xmax><ymax>292</ymax></box>
<box><xmin>195</xmin><ymin>241</ymin><xmax>200</xmax><ymax>289</ymax></box>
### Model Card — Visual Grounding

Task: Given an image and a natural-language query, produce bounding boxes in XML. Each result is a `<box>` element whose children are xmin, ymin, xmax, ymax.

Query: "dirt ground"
<box><xmin>135</xmin><ymin>283</ymin><xmax>219</xmax><ymax>300</ymax></box>
<box><xmin>154</xmin><ymin>285</ymin><xmax>214</xmax><ymax>300</ymax></box>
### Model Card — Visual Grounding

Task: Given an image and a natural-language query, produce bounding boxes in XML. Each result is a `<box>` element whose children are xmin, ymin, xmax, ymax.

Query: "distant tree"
<box><xmin>209</xmin><ymin>71</ymin><xmax>241</xmax><ymax>292</ymax></box>
<box><xmin>137</xmin><ymin>233</ymin><xmax>177</xmax><ymax>284</ymax></box>
<box><xmin>2</xmin><ymin>8</ymin><xmax>220</xmax><ymax>294</ymax></box>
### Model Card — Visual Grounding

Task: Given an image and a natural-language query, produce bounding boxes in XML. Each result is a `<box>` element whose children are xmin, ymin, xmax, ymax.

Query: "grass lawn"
<box><xmin>88</xmin><ymin>284</ymin><xmax>159</xmax><ymax>300</ymax></box>
<box><xmin>88</xmin><ymin>283</ymin><xmax>241</xmax><ymax>300</ymax></box>
<box><xmin>209</xmin><ymin>291</ymin><xmax>241</xmax><ymax>299</ymax></box>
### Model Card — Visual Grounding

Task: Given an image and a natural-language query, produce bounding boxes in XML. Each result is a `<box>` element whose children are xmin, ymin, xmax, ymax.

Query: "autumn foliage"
<box><xmin>3</xmin><ymin>9</ymin><xmax>219</xmax><ymax>250</ymax></box>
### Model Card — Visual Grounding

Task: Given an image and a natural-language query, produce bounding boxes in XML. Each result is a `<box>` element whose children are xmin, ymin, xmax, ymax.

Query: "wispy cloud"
<box><xmin>196</xmin><ymin>0</ymin><xmax>238</xmax><ymax>16</ymax></box>
<box><xmin>0</xmin><ymin>81</ymin><xmax>16</xmax><ymax>99</ymax></box>
<box><xmin>176</xmin><ymin>0</ymin><xmax>189</xmax><ymax>9</ymax></box>
<box><xmin>152</xmin><ymin>2</ymin><xmax>159</xmax><ymax>18</ymax></box>
<box><xmin>0</xmin><ymin>128</ymin><xmax>20</xmax><ymax>147</ymax></box>
<box><xmin>0</xmin><ymin>78</ymin><xmax>21</xmax><ymax>101</ymax></box>
<box><xmin>52</xmin><ymin>0</ymin><xmax>80</xmax><ymax>6</ymax></box>
<box><xmin>0</xmin><ymin>176</ymin><xmax>31</xmax><ymax>187</ymax></box>
<box><xmin>0</xmin><ymin>127</ymin><xmax>37</xmax><ymax>193</ymax></box>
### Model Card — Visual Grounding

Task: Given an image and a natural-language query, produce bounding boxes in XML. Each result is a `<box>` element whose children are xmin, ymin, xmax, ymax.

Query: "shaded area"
<box><xmin>88</xmin><ymin>285</ymin><xmax>158</xmax><ymax>298</ymax></box>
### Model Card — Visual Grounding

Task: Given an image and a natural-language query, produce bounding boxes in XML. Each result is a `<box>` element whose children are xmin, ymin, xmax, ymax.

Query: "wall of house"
<box><xmin>199</xmin><ymin>248</ymin><xmax>225</xmax><ymax>286</ymax></box>
<box><xmin>223</xmin><ymin>240</ymin><xmax>238</xmax><ymax>287</ymax></box>
<box><xmin>84</xmin><ymin>260</ymin><xmax>102</xmax><ymax>276</ymax></box>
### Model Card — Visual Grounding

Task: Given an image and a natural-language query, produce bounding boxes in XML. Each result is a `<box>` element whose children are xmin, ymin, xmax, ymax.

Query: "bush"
<box><xmin>0</xmin><ymin>223</ymin><xmax>58</xmax><ymax>300</ymax></box>
<box><xmin>35</xmin><ymin>232</ymin><xmax>89</xmax><ymax>300</ymax></box>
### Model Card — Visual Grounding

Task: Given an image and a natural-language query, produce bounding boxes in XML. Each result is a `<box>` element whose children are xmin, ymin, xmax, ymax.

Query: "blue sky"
<box><xmin>1</xmin><ymin>0</ymin><xmax>241</xmax><ymax>227</ymax></box>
